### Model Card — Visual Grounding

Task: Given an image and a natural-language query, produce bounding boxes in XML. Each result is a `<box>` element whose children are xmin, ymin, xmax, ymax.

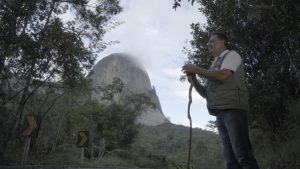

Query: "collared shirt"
<box><xmin>211</xmin><ymin>50</ymin><xmax>242</xmax><ymax>72</ymax></box>
<box><xmin>204</xmin><ymin>50</ymin><xmax>242</xmax><ymax>87</ymax></box>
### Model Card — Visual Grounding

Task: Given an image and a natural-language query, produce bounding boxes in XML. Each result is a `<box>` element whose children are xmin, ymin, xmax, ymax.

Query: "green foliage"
<box><xmin>101</xmin><ymin>77</ymin><xmax>124</xmax><ymax>101</ymax></box>
<box><xmin>60</xmin><ymin>77</ymin><xmax>156</xmax><ymax>157</ymax></box>
<box><xmin>205</xmin><ymin>120</ymin><xmax>217</xmax><ymax>133</ymax></box>
<box><xmin>1</xmin><ymin>0</ymin><xmax>122</xmax><ymax>87</ymax></box>
<box><xmin>99</xmin><ymin>93</ymin><xmax>155</xmax><ymax>150</ymax></box>
<box><xmin>124</xmin><ymin>124</ymin><xmax>223</xmax><ymax>169</ymax></box>
<box><xmin>28</xmin><ymin>124</ymin><xmax>222</xmax><ymax>169</ymax></box>
<box><xmin>173</xmin><ymin>0</ymin><xmax>196</xmax><ymax>10</ymax></box>
<box><xmin>95</xmin><ymin>103</ymin><xmax>138</xmax><ymax>150</ymax></box>
<box><xmin>5</xmin><ymin>77</ymin><xmax>157</xmax><ymax>166</ymax></box>
<box><xmin>0</xmin><ymin>0</ymin><xmax>122</xmax><ymax>163</ymax></box>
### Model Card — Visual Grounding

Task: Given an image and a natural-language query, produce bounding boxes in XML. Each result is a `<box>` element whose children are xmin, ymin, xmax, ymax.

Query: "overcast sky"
<box><xmin>97</xmin><ymin>0</ymin><xmax>215</xmax><ymax>128</ymax></box>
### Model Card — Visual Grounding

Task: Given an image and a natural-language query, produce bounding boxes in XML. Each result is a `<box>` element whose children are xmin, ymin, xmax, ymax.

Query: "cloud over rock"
<box><xmin>89</xmin><ymin>53</ymin><xmax>169</xmax><ymax>126</ymax></box>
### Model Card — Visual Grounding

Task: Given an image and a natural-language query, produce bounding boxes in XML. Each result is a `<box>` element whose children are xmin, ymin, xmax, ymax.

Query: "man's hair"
<box><xmin>211</xmin><ymin>32</ymin><xmax>229</xmax><ymax>48</ymax></box>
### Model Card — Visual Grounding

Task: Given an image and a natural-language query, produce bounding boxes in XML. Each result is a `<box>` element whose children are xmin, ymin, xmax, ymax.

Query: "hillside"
<box><xmin>15</xmin><ymin>123</ymin><xmax>222</xmax><ymax>169</ymax></box>
<box><xmin>131</xmin><ymin>124</ymin><xmax>223</xmax><ymax>169</ymax></box>
<box><xmin>95</xmin><ymin>123</ymin><xmax>223</xmax><ymax>169</ymax></box>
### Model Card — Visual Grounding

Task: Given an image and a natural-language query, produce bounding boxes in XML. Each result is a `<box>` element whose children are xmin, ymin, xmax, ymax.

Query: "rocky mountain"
<box><xmin>88</xmin><ymin>53</ymin><xmax>169</xmax><ymax>126</ymax></box>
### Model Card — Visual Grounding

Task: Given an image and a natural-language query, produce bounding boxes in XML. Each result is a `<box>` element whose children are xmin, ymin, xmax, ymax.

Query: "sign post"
<box><xmin>77</xmin><ymin>131</ymin><xmax>89</xmax><ymax>167</ymax></box>
<box><xmin>21</xmin><ymin>138</ymin><xmax>31</xmax><ymax>165</ymax></box>
<box><xmin>81</xmin><ymin>147</ymin><xmax>84</xmax><ymax>167</ymax></box>
<box><xmin>20</xmin><ymin>115</ymin><xmax>40</xmax><ymax>166</ymax></box>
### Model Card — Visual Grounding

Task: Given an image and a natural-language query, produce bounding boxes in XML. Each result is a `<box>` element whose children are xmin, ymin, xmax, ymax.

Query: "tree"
<box><xmin>101</xmin><ymin>77</ymin><xmax>125</xmax><ymax>101</ymax></box>
<box><xmin>205</xmin><ymin>120</ymin><xmax>217</xmax><ymax>133</ymax></box>
<box><xmin>62</xmin><ymin>77</ymin><xmax>156</xmax><ymax>158</ymax></box>
<box><xmin>0</xmin><ymin>0</ymin><xmax>122</xmax><ymax>163</ymax></box>
<box><xmin>95</xmin><ymin>93</ymin><xmax>155</xmax><ymax>153</ymax></box>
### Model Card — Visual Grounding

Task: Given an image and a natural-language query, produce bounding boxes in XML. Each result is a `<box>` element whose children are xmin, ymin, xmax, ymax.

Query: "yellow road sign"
<box><xmin>77</xmin><ymin>131</ymin><xmax>89</xmax><ymax>147</ymax></box>
<box><xmin>21</xmin><ymin>115</ymin><xmax>39</xmax><ymax>137</ymax></box>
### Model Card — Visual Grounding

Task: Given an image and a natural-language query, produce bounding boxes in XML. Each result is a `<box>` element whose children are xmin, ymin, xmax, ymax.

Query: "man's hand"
<box><xmin>183</xmin><ymin>70</ymin><xmax>207</xmax><ymax>98</ymax></box>
<box><xmin>182</xmin><ymin>63</ymin><xmax>233</xmax><ymax>82</ymax></box>
<box><xmin>182</xmin><ymin>64</ymin><xmax>201</xmax><ymax>75</ymax></box>
<box><xmin>182</xmin><ymin>64</ymin><xmax>202</xmax><ymax>86</ymax></box>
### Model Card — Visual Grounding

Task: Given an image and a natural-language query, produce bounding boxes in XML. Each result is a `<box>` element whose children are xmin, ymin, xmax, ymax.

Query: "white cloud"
<box><xmin>98</xmin><ymin>0</ymin><xmax>213</xmax><ymax>127</ymax></box>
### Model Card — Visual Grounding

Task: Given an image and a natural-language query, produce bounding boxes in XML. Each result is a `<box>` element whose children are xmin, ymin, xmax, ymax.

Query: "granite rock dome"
<box><xmin>88</xmin><ymin>53</ymin><xmax>169</xmax><ymax>126</ymax></box>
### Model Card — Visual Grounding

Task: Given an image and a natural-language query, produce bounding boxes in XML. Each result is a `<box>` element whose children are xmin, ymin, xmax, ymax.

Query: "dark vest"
<box><xmin>206</xmin><ymin>51</ymin><xmax>249</xmax><ymax>111</ymax></box>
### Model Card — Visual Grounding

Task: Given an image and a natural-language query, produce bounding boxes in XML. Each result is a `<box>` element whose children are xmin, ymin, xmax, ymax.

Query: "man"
<box><xmin>182</xmin><ymin>32</ymin><xmax>260</xmax><ymax>169</ymax></box>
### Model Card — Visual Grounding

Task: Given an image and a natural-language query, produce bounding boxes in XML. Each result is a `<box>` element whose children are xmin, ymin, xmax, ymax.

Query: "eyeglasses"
<box><xmin>206</xmin><ymin>40</ymin><xmax>224</xmax><ymax>47</ymax></box>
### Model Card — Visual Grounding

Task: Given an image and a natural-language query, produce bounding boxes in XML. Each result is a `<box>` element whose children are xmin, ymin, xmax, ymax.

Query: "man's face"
<box><xmin>207</xmin><ymin>35</ymin><xmax>225</xmax><ymax>56</ymax></box>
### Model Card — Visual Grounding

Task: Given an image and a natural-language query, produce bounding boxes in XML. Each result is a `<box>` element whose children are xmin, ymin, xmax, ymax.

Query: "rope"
<box><xmin>187</xmin><ymin>83</ymin><xmax>193</xmax><ymax>169</ymax></box>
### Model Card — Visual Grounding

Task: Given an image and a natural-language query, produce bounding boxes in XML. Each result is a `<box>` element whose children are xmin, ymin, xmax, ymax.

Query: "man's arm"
<box><xmin>183</xmin><ymin>64</ymin><xmax>233</xmax><ymax>82</ymax></box>
<box><xmin>187</xmin><ymin>74</ymin><xmax>207</xmax><ymax>98</ymax></box>
<box><xmin>195</xmin><ymin>68</ymin><xmax>233</xmax><ymax>82</ymax></box>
